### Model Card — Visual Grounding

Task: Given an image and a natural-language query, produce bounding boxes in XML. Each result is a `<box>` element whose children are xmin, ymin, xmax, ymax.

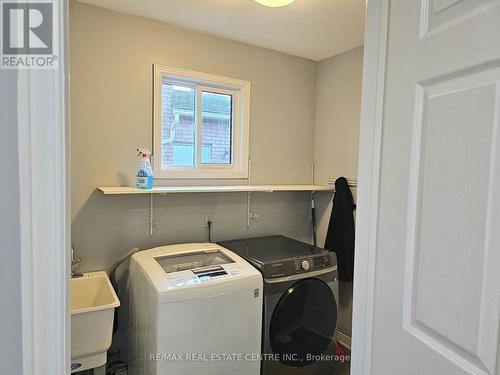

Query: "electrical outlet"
<box><xmin>204</xmin><ymin>213</ymin><xmax>214</xmax><ymax>227</ymax></box>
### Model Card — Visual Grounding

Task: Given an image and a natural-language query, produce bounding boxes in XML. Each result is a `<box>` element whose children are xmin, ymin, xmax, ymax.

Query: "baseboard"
<box><xmin>337</xmin><ymin>331</ymin><xmax>352</xmax><ymax>350</ymax></box>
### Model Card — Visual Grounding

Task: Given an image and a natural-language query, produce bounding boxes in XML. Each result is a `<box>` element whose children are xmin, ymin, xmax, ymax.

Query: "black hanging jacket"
<box><xmin>324</xmin><ymin>177</ymin><xmax>356</xmax><ymax>282</ymax></box>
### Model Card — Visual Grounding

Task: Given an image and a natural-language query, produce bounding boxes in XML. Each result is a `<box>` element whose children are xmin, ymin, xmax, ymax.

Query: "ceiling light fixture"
<box><xmin>254</xmin><ymin>0</ymin><xmax>296</xmax><ymax>7</ymax></box>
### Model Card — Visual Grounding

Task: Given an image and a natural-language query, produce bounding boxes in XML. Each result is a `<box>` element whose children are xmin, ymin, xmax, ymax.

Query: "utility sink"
<box><xmin>71</xmin><ymin>271</ymin><xmax>120</xmax><ymax>373</ymax></box>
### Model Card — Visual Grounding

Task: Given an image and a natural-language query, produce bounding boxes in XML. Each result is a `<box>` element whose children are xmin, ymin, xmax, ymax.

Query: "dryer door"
<box><xmin>269</xmin><ymin>278</ymin><xmax>337</xmax><ymax>367</ymax></box>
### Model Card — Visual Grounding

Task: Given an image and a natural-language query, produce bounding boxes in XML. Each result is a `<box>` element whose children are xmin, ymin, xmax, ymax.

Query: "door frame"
<box><xmin>17</xmin><ymin>1</ymin><xmax>70</xmax><ymax>374</ymax></box>
<box><xmin>351</xmin><ymin>0</ymin><xmax>389</xmax><ymax>374</ymax></box>
<box><xmin>14</xmin><ymin>0</ymin><xmax>389</xmax><ymax>373</ymax></box>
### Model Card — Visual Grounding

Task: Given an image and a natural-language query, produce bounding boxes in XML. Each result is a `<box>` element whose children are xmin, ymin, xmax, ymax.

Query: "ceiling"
<box><xmin>78</xmin><ymin>0</ymin><xmax>365</xmax><ymax>61</ymax></box>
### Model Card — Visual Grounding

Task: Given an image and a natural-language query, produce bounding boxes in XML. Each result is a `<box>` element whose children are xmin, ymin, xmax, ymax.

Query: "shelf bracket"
<box><xmin>149</xmin><ymin>193</ymin><xmax>159</xmax><ymax>236</ymax></box>
<box><xmin>246</xmin><ymin>191</ymin><xmax>259</xmax><ymax>228</ymax></box>
<box><xmin>246</xmin><ymin>158</ymin><xmax>258</xmax><ymax>228</ymax></box>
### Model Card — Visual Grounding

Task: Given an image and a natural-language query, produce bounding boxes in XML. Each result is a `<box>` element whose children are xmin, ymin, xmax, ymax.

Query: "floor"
<box><xmin>338</xmin><ymin>281</ymin><xmax>354</xmax><ymax>346</ymax></box>
<box><xmin>333</xmin><ymin>342</ymin><xmax>351</xmax><ymax>375</ymax></box>
<box><xmin>333</xmin><ymin>360</ymin><xmax>351</xmax><ymax>375</ymax></box>
<box><xmin>78</xmin><ymin>362</ymin><xmax>350</xmax><ymax>374</ymax></box>
<box><xmin>77</xmin><ymin>344</ymin><xmax>351</xmax><ymax>375</ymax></box>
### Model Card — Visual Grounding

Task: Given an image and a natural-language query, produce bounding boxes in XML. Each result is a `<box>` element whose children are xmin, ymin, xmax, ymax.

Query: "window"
<box><xmin>153</xmin><ymin>65</ymin><xmax>250</xmax><ymax>179</ymax></box>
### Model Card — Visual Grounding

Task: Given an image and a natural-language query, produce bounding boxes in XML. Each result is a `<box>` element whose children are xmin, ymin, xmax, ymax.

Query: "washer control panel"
<box><xmin>264</xmin><ymin>253</ymin><xmax>335</xmax><ymax>278</ymax></box>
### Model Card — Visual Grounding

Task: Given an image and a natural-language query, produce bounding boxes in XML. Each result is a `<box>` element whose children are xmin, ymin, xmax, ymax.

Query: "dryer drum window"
<box><xmin>269</xmin><ymin>278</ymin><xmax>337</xmax><ymax>367</ymax></box>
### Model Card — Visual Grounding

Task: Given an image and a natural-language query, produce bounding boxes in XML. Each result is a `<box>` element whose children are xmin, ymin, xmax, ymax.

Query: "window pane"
<box><xmin>162</xmin><ymin>81</ymin><xmax>196</xmax><ymax>168</ymax></box>
<box><xmin>201</xmin><ymin>144</ymin><xmax>211</xmax><ymax>162</ymax></box>
<box><xmin>201</xmin><ymin>91</ymin><xmax>232</xmax><ymax>164</ymax></box>
<box><xmin>173</xmin><ymin>144</ymin><xmax>194</xmax><ymax>166</ymax></box>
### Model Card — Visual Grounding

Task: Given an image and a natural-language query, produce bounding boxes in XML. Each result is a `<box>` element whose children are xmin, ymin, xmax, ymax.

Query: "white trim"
<box><xmin>351</xmin><ymin>0</ymin><xmax>389</xmax><ymax>375</ymax></box>
<box><xmin>337</xmin><ymin>331</ymin><xmax>352</xmax><ymax>350</ymax></box>
<box><xmin>17</xmin><ymin>1</ymin><xmax>70</xmax><ymax>374</ymax></box>
<box><xmin>153</xmin><ymin>65</ymin><xmax>250</xmax><ymax>179</ymax></box>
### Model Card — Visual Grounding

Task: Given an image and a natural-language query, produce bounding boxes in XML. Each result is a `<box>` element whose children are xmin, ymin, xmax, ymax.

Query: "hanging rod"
<box><xmin>327</xmin><ymin>177</ymin><xmax>358</xmax><ymax>189</ymax></box>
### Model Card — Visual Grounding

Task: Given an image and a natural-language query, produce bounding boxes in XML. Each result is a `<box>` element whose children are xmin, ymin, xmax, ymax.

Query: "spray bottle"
<box><xmin>136</xmin><ymin>148</ymin><xmax>153</xmax><ymax>189</ymax></box>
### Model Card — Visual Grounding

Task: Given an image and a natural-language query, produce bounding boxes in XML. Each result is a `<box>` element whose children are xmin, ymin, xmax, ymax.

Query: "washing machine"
<box><xmin>128</xmin><ymin>243</ymin><xmax>263</xmax><ymax>375</ymax></box>
<box><xmin>218</xmin><ymin>235</ymin><xmax>339</xmax><ymax>375</ymax></box>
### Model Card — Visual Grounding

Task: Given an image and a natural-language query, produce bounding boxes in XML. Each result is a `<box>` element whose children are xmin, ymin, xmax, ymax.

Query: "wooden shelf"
<box><xmin>97</xmin><ymin>184</ymin><xmax>334</xmax><ymax>195</ymax></box>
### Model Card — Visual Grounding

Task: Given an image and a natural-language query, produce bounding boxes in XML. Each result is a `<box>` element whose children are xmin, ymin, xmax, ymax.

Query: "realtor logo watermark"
<box><xmin>1</xmin><ymin>0</ymin><xmax>58</xmax><ymax>69</ymax></box>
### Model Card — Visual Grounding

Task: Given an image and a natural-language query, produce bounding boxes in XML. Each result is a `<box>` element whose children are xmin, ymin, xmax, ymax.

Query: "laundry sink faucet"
<box><xmin>71</xmin><ymin>245</ymin><xmax>84</xmax><ymax>278</ymax></box>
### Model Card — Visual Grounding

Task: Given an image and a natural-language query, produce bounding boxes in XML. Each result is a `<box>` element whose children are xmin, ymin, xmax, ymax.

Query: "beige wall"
<box><xmin>313</xmin><ymin>46</ymin><xmax>364</xmax><ymax>346</ymax></box>
<box><xmin>70</xmin><ymin>1</ymin><xmax>319</xmax><ymax>271</ymax></box>
<box><xmin>313</xmin><ymin>46</ymin><xmax>363</xmax><ymax>247</ymax></box>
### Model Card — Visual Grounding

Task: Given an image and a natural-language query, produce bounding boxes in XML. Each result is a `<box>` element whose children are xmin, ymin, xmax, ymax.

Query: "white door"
<box><xmin>354</xmin><ymin>1</ymin><xmax>500</xmax><ymax>374</ymax></box>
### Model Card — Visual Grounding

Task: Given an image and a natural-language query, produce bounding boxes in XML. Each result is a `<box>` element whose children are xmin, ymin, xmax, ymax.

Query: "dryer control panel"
<box><xmin>264</xmin><ymin>253</ymin><xmax>335</xmax><ymax>279</ymax></box>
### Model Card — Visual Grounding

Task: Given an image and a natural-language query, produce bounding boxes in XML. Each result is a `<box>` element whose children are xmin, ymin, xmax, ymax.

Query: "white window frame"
<box><xmin>153</xmin><ymin>65</ymin><xmax>250</xmax><ymax>179</ymax></box>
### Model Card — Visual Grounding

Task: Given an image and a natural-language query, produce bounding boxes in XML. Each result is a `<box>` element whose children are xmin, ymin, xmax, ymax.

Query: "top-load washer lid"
<box><xmin>155</xmin><ymin>249</ymin><xmax>234</xmax><ymax>274</ymax></box>
<box><xmin>154</xmin><ymin>249</ymin><xmax>237</xmax><ymax>282</ymax></box>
